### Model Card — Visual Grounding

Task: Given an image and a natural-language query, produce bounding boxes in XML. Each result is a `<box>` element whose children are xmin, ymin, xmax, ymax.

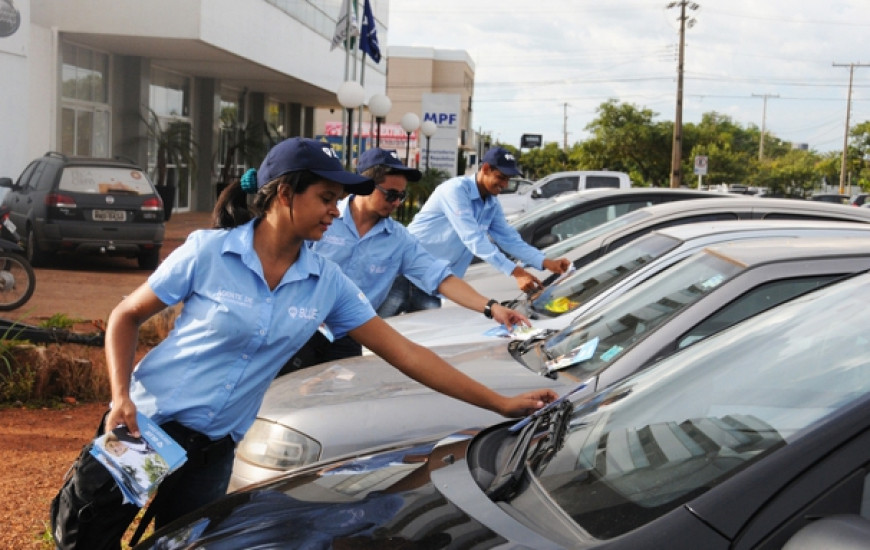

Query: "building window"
<box><xmin>60</xmin><ymin>43</ymin><xmax>110</xmax><ymax>156</ymax></box>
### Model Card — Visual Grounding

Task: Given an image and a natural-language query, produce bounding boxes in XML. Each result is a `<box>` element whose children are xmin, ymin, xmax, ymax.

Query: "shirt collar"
<box><xmin>224</xmin><ymin>219</ymin><xmax>323</xmax><ymax>283</ymax></box>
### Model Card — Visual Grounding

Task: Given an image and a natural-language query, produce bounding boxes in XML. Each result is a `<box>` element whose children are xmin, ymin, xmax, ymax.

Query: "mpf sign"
<box><xmin>421</xmin><ymin>93</ymin><xmax>461</xmax><ymax>176</ymax></box>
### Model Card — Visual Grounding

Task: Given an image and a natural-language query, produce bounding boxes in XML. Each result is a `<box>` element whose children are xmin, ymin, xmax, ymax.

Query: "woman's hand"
<box><xmin>497</xmin><ymin>388</ymin><xmax>559</xmax><ymax>418</ymax></box>
<box><xmin>104</xmin><ymin>397</ymin><xmax>140</xmax><ymax>437</ymax></box>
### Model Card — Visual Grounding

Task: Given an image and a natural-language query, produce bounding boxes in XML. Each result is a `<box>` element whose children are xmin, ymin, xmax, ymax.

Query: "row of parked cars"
<box><xmin>136</xmin><ymin>187</ymin><xmax>870</xmax><ymax>548</ymax></box>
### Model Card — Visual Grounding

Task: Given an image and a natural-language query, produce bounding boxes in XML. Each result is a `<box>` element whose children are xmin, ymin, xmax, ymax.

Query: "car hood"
<box><xmin>141</xmin><ymin>431</ymin><xmax>563</xmax><ymax>549</ymax></box>
<box><xmin>258</xmin><ymin>341</ymin><xmax>571</xmax><ymax>459</ymax></box>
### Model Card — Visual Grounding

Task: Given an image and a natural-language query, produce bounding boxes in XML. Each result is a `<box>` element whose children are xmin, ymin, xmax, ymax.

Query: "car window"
<box><xmin>585</xmin><ymin>175</ymin><xmax>623</xmax><ymax>189</ymax></box>
<box><xmin>532</xmin><ymin>273</ymin><xmax>870</xmax><ymax>539</ymax></box>
<box><xmin>538</xmin><ymin>251</ymin><xmax>743</xmax><ymax>375</ymax></box>
<box><xmin>530</xmin><ymin>233</ymin><xmax>681</xmax><ymax>317</ymax></box>
<box><xmin>15</xmin><ymin>161</ymin><xmax>38</xmax><ymax>190</ymax></box>
<box><xmin>540</xmin><ymin>177</ymin><xmax>577</xmax><ymax>198</ymax></box>
<box><xmin>542</xmin><ymin>210</ymin><xmax>652</xmax><ymax>258</ymax></box>
<box><xmin>58</xmin><ymin>166</ymin><xmax>154</xmax><ymax>195</ymax></box>
<box><xmin>676</xmin><ymin>275</ymin><xmax>841</xmax><ymax>348</ymax></box>
<box><xmin>545</xmin><ymin>201</ymin><xmax>654</xmax><ymax>242</ymax></box>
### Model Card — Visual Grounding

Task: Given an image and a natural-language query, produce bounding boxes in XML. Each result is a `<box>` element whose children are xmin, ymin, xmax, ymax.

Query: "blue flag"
<box><xmin>360</xmin><ymin>0</ymin><xmax>381</xmax><ymax>63</ymax></box>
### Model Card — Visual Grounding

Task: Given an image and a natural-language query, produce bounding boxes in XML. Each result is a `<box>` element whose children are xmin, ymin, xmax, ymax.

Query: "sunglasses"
<box><xmin>375</xmin><ymin>184</ymin><xmax>407</xmax><ymax>203</ymax></box>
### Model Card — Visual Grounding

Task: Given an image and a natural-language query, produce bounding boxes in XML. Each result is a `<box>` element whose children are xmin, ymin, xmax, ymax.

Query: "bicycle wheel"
<box><xmin>0</xmin><ymin>252</ymin><xmax>36</xmax><ymax>310</ymax></box>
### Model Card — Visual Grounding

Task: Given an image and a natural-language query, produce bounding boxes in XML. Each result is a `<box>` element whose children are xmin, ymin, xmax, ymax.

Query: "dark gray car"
<box><xmin>0</xmin><ymin>152</ymin><xmax>165</xmax><ymax>268</ymax></box>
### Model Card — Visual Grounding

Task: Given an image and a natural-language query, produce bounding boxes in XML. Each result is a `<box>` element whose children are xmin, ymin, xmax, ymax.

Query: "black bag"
<box><xmin>49</xmin><ymin>440</ymin><xmax>140</xmax><ymax>550</ymax></box>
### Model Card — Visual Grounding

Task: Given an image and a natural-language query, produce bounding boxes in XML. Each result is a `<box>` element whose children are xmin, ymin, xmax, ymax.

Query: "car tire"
<box><xmin>137</xmin><ymin>247</ymin><xmax>160</xmax><ymax>270</ymax></box>
<box><xmin>25</xmin><ymin>226</ymin><xmax>50</xmax><ymax>267</ymax></box>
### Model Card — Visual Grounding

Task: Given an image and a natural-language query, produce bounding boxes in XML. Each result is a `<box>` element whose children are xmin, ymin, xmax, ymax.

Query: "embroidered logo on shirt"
<box><xmin>368</xmin><ymin>264</ymin><xmax>388</xmax><ymax>274</ymax></box>
<box><xmin>357</xmin><ymin>291</ymin><xmax>369</xmax><ymax>304</ymax></box>
<box><xmin>322</xmin><ymin>234</ymin><xmax>345</xmax><ymax>246</ymax></box>
<box><xmin>216</xmin><ymin>289</ymin><xmax>254</xmax><ymax>307</ymax></box>
<box><xmin>287</xmin><ymin>306</ymin><xmax>318</xmax><ymax>320</ymax></box>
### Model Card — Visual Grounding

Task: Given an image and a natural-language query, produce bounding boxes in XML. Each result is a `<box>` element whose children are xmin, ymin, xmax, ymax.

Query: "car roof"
<box><xmin>652</xmin><ymin>218</ymin><xmax>870</xmax><ymax>240</ymax></box>
<box><xmin>702</xmin><ymin>235</ymin><xmax>870</xmax><ymax>266</ymax></box>
<box><xmin>41</xmin><ymin>151</ymin><xmax>143</xmax><ymax>170</ymax></box>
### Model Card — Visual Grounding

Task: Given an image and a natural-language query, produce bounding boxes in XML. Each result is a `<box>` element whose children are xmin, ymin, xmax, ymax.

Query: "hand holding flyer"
<box><xmin>89</xmin><ymin>412</ymin><xmax>187</xmax><ymax>507</ymax></box>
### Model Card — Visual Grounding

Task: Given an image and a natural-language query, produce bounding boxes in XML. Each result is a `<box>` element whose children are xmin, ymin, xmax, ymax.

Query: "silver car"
<box><xmin>229</xmin><ymin>236</ymin><xmax>870</xmax><ymax>490</ymax></box>
<box><xmin>384</xmin><ymin>219</ymin><xmax>870</xmax><ymax>349</ymax></box>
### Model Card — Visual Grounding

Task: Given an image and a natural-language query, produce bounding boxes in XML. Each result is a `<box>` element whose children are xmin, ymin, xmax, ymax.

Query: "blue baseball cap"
<box><xmin>257</xmin><ymin>137</ymin><xmax>374</xmax><ymax>194</ymax></box>
<box><xmin>481</xmin><ymin>147</ymin><xmax>521</xmax><ymax>177</ymax></box>
<box><xmin>357</xmin><ymin>147</ymin><xmax>422</xmax><ymax>182</ymax></box>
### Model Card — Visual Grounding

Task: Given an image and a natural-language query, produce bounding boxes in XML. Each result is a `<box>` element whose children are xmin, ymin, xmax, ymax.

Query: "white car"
<box><xmin>498</xmin><ymin>170</ymin><xmax>631</xmax><ymax>217</ymax></box>
<box><xmin>381</xmin><ymin>219</ymin><xmax>870</xmax><ymax>349</ymax></box>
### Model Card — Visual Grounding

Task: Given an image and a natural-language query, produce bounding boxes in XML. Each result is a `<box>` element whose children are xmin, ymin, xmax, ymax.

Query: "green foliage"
<box><xmin>393</xmin><ymin>168</ymin><xmax>450</xmax><ymax>225</ymax></box>
<box><xmin>140</xmin><ymin>107</ymin><xmax>198</xmax><ymax>188</ymax></box>
<box><xmin>514</xmin><ymin>99</ymin><xmax>867</xmax><ymax>193</ymax></box>
<box><xmin>37</xmin><ymin>313</ymin><xmax>83</xmax><ymax>329</ymax></box>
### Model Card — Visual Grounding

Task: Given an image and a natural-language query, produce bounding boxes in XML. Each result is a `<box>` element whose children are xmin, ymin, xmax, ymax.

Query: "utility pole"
<box><xmin>562</xmin><ymin>102</ymin><xmax>569</xmax><ymax>150</ymax></box>
<box><xmin>667</xmin><ymin>1</ymin><xmax>699</xmax><ymax>188</ymax></box>
<box><xmin>752</xmin><ymin>93</ymin><xmax>779</xmax><ymax>161</ymax></box>
<box><xmin>833</xmin><ymin>62</ymin><xmax>870</xmax><ymax>195</ymax></box>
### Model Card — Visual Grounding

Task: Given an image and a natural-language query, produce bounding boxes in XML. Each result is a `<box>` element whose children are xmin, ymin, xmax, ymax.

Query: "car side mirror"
<box><xmin>533</xmin><ymin>234</ymin><xmax>559</xmax><ymax>248</ymax></box>
<box><xmin>0</xmin><ymin>177</ymin><xmax>12</xmax><ymax>189</ymax></box>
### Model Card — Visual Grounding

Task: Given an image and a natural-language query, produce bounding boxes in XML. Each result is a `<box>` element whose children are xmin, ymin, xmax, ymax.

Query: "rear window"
<box><xmin>585</xmin><ymin>175</ymin><xmax>623</xmax><ymax>189</ymax></box>
<box><xmin>59</xmin><ymin>166</ymin><xmax>154</xmax><ymax>195</ymax></box>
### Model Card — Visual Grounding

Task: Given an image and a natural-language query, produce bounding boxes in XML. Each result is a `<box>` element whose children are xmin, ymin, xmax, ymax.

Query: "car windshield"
<box><xmin>535</xmin><ymin>251</ymin><xmax>744</xmax><ymax>374</ymax></box>
<box><xmin>59</xmin><ymin>166</ymin><xmax>154</xmax><ymax>195</ymax></box>
<box><xmin>529</xmin><ymin>233</ymin><xmax>681</xmax><ymax>317</ymax></box>
<box><xmin>509</xmin><ymin>198</ymin><xmax>565</xmax><ymax>229</ymax></box>
<box><xmin>542</xmin><ymin>210</ymin><xmax>651</xmax><ymax>258</ymax></box>
<box><xmin>529</xmin><ymin>273</ymin><xmax>870</xmax><ymax>539</ymax></box>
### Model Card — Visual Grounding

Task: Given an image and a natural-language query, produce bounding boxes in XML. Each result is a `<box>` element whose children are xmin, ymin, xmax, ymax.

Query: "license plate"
<box><xmin>93</xmin><ymin>209</ymin><xmax>126</xmax><ymax>222</ymax></box>
<box><xmin>2</xmin><ymin>218</ymin><xmax>16</xmax><ymax>233</ymax></box>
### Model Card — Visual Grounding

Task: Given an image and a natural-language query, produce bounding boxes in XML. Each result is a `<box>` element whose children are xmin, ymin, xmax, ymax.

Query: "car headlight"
<box><xmin>236</xmin><ymin>419</ymin><xmax>322</xmax><ymax>470</ymax></box>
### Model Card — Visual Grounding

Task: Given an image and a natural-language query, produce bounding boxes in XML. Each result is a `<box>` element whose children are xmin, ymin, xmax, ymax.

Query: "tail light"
<box><xmin>45</xmin><ymin>193</ymin><xmax>77</xmax><ymax>208</ymax></box>
<box><xmin>141</xmin><ymin>197</ymin><xmax>163</xmax><ymax>212</ymax></box>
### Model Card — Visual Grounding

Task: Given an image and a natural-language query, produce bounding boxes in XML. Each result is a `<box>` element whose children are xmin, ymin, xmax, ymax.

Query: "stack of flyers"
<box><xmin>89</xmin><ymin>412</ymin><xmax>187</xmax><ymax>507</ymax></box>
<box><xmin>483</xmin><ymin>324</ymin><xmax>546</xmax><ymax>340</ymax></box>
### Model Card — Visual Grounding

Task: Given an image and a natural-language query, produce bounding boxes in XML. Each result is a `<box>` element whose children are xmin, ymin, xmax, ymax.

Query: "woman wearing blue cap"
<box><xmin>283</xmin><ymin>146</ymin><xmax>533</xmax><ymax>371</ymax></box>
<box><xmin>52</xmin><ymin>138</ymin><xmax>558</xmax><ymax>549</ymax></box>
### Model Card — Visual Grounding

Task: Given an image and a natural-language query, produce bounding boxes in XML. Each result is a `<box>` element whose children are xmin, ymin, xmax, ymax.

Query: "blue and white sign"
<box><xmin>421</xmin><ymin>93</ymin><xmax>460</xmax><ymax>177</ymax></box>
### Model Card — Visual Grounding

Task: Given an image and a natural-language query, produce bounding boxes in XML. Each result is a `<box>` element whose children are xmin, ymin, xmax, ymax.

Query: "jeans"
<box><xmin>376</xmin><ymin>275</ymin><xmax>442</xmax><ymax>318</ymax></box>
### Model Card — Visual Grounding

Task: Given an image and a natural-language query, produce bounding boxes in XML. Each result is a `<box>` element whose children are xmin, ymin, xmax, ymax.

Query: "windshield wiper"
<box><xmin>485</xmin><ymin>383</ymin><xmax>585</xmax><ymax>501</ymax></box>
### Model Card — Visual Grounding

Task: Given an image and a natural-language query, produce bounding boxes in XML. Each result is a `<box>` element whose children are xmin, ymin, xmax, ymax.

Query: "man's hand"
<box><xmin>104</xmin><ymin>397</ymin><xmax>140</xmax><ymax>437</ymax></box>
<box><xmin>543</xmin><ymin>257</ymin><xmax>571</xmax><ymax>274</ymax></box>
<box><xmin>511</xmin><ymin>266</ymin><xmax>543</xmax><ymax>293</ymax></box>
<box><xmin>498</xmin><ymin>388</ymin><xmax>559</xmax><ymax>418</ymax></box>
<box><xmin>491</xmin><ymin>303</ymin><xmax>531</xmax><ymax>329</ymax></box>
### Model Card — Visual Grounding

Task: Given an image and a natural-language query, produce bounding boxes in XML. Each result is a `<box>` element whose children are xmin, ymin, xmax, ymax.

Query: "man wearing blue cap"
<box><xmin>378</xmin><ymin>147</ymin><xmax>571</xmax><ymax>317</ymax></box>
<box><xmin>280</xmin><ymin>147</ymin><xmax>532</xmax><ymax>372</ymax></box>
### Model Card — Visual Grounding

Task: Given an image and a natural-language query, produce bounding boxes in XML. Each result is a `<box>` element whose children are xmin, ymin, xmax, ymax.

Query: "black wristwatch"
<box><xmin>483</xmin><ymin>299</ymin><xmax>498</xmax><ymax>319</ymax></box>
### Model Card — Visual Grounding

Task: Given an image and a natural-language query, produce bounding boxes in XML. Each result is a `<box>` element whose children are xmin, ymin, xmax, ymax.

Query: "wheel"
<box><xmin>0</xmin><ymin>252</ymin><xmax>36</xmax><ymax>310</ymax></box>
<box><xmin>25</xmin><ymin>226</ymin><xmax>50</xmax><ymax>267</ymax></box>
<box><xmin>137</xmin><ymin>247</ymin><xmax>160</xmax><ymax>270</ymax></box>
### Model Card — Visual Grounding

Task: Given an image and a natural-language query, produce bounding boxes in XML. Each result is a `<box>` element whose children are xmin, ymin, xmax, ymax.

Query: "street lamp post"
<box><xmin>336</xmin><ymin>81</ymin><xmax>366</xmax><ymax>170</ymax></box>
<box><xmin>368</xmin><ymin>93</ymin><xmax>392</xmax><ymax>148</ymax></box>
<box><xmin>400</xmin><ymin>112</ymin><xmax>420</xmax><ymax>167</ymax></box>
<box><xmin>420</xmin><ymin>120</ymin><xmax>437</xmax><ymax>172</ymax></box>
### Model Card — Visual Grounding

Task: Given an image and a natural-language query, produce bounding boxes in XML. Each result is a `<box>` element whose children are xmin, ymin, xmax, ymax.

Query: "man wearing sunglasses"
<box><xmin>279</xmin><ymin>147</ymin><xmax>531</xmax><ymax>373</ymax></box>
<box><xmin>378</xmin><ymin>146</ymin><xmax>571</xmax><ymax>318</ymax></box>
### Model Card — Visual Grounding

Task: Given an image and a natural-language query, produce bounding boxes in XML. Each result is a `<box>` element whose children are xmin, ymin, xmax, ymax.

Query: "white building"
<box><xmin>0</xmin><ymin>0</ymin><xmax>388</xmax><ymax>212</ymax></box>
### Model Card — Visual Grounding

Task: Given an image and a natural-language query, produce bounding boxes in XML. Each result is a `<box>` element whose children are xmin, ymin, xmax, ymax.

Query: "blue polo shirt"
<box><xmin>128</xmin><ymin>219</ymin><xmax>376</xmax><ymax>442</ymax></box>
<box><xmin>407</xmin><ymin>175</ymin><xmax>546</xmax><ymax>279</ymax></box>
<box><xmin>311</xmin><ymin>196</ymin><xmax>452</xmax><ymax>307</ymax></box>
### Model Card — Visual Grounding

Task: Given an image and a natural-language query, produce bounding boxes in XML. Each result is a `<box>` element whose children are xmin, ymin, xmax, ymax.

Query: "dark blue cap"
<box><xmin>257</xmin><ymin>137</ymin><xmax>374</xmax><ymax>194</ymax></box>
<box><xmin>357</xmin><ymin>147</ymin><xmax>422</xmax><ymax>182</ymax></box>
<box><xmin>481</xmin><ymin>147</ymin><xmax>521</xmax><ymax>177</ymax></box>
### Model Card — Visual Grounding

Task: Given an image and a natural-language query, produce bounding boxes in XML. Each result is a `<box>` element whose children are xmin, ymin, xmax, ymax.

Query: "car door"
<box><xmin>5</xmin><ymin>160</ymin><xmax>46</xmax><ymax>229</ymax></box>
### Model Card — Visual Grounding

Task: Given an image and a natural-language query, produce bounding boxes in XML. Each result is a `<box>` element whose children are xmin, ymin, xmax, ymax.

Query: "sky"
<box><xmin>385</xmin><ymin>0</ymin><xmax>870</xmax><ymax>154</ymax></box>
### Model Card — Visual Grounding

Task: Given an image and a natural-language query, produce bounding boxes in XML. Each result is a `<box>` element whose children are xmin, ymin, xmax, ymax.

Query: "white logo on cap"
<box><xmin>389</xmin><ymin>151</ymin><xmax>400</xmax><ymax>160</ymax></box>
<box><xmin>504</xmin><ymin>153</ymin><xmax>516</xmax><ymax>162</ymax></box>
<box><xmin>321</xmin><ymin>147</ymin><xmax>339</xmax><ymax>159</ymax></box>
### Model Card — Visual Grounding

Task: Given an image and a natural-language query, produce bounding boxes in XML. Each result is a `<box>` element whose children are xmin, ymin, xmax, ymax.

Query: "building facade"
<box><xmin>0</xmin><ymin>0</ymin><xmax>388</xmax><ymax>212</ymax></box>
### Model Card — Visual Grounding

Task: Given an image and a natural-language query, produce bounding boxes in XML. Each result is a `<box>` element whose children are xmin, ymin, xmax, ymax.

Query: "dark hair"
<box><xmin>211</xmin><ymin>170</ymin><xmax>321</xmax><ymax>229</ymax></box>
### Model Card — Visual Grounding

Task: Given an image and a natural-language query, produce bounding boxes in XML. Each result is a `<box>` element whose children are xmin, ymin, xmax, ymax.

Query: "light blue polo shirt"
<box><xmin>129</xmin><ymin>219</ymin><xmax>376</xmax><ymax>442</ymax></box>
<box><xmin>311</xmin><ymin>196</ymin><xmax>452</xmax><ymax>307</ymax></box>
<box><xmin>407</xmin><ymin>175</ymin><xmax>546</xmax><ymax>279</ymax></box>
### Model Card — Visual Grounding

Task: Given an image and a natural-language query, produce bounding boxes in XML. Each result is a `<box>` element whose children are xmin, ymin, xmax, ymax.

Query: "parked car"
<box><xmin>851</xmin><ymin>192</ymin><xmax>870</xmax><ymax>207</ymax></box>
<box><xmin>144</xmin><ymin>270</ymin><xmax>870</xmax><ymax>549</ymax></box>
<box><xmin>0</xmin><ymin>152</ymin><xmax>165</xmax><ymax>268</ymax></box>
<box><xmin>462</xmin><ymin>195</ymin><xmax>870</xmax><ymax>302</ymax></box>
<box><xmin>809</xmin><ymin>192</ymin><xmax>851</xmax><ymax>204</ymax></box>
<box><xmin>227</xmin><ymin>236</ymin><xmax>870</xmax><ymax>490</ymax></box>
<box><xmin>498</xmin><ymin>170</ymin><xmax>631</xmax><ymax>217</ymax></box>
<box><xmin>385</xmin><ymin>219</ymin><xmax>870</xmax><ymax>349</ymax></box>
<box><xmin>508</xmin><ymin>187</ymin><xmax>726</xmax><ymax>249</ymax></box>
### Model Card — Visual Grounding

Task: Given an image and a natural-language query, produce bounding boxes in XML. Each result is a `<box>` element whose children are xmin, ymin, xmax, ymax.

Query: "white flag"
<box><xmin>331</xmin><ymin>0</ymin><xmax>360</xmax><ymax>51</ymax></box>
